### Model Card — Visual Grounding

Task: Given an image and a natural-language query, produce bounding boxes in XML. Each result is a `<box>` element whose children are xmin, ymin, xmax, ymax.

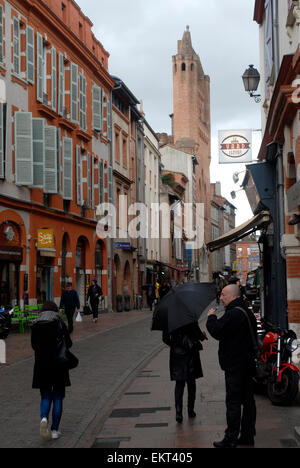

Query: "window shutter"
<box><xmin>0</xmin><ymin>6</ymin><xmax>3</xmax><ymax>63</ymax></box>
<box><xmin>92</xmin><ymin>84</ymin><xmax>102</xmax><ymax>132</ymax></box>
<box><xmin>51</xmin><ymin>47</ymin><xmax>57</xmax><ymax>112</ymax></box>
<box><xmin>44</xmin><ymin>125</ymin><xmax>57</xmax><ymax>193</ymax></box>
<box><xmin>76</xmin><ymin>145</ymin><xmax>82</xmax><ymax>205</ymax></box>
<box><xmin>13</xmin><ymin>18</ymin><xmax>20</xmax><ymax>75</ymax></box>
<box><xmin>70</xmin><ymin>63</ymin><xmax>78</xmax><ymax>123</ymax></box>
<box><xmin>58</xmin><ymin>53</ymin><xmax>64</xmax><ymax>116</ymax></box>
<box><xmin>87</xmin><ymin>152</ymin><xmax>91</xmax><ymax>207</ymax></box>
<box><xmin>36</xmin><ymin>33</ymin><xmax>44</xmax><ymax>102</ymax></box>
<box><xmin>15</xmin><ymin>112</ymin><xmax>33</xmax><ymax>186</ymax></box>
<box><xmin>98</xmin><ymin>160</ymin><xmax>104</xmax><ymax>204</ymax></box>
<box><xmin>108</xmin><ymin>165</ymin><xmax>113</xmax><ymax>204</ymax></box>
<box><xmin>26</xmin><ymin>26</ymin><xmax>35</xmax><ymax>84</ymax></box>
<box><xmin>57</xmin><ymin>127</ymin><xmax>61</xmax><ymax>193</ymax></box>
<box><xmin>79</xmin><ymin>73</ymin><xmax>86</xmax><ymax>131</ymax></box>
<box><xmin>107</xmin><ymin>99</ymin><xmax>112</xmax><ymax>141</ymax></box>
<box><xmin>0</xmin><ymin>103</ymin><xmax>4</xmax><ymax>179</ymax></box>
<box><xmin>32</xmin><ymin>118</ymin><xmax>44</xmax><ymax>188</ymax></box>
<box><xmin>62</xmin><ymin>137</ymin><xmax>73</xmax><ymax>200</ymax></box>
<box><xmin>91</xmin><ymin>155</ymin><xmax>94</xmax><ymax>209</ymax></box>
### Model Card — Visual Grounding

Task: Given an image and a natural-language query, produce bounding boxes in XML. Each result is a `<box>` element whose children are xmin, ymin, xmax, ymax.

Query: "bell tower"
<box><xmin>172</xmin><ymin>26</ymin><xmax>212</xmax><ymax>281</ymax></box>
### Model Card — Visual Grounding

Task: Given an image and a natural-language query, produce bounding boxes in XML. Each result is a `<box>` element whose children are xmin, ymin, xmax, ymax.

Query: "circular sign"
<box><xmin>220</xmin><ymin>134</ymin><xmax>251</xmax><ymax>159</ymax></box>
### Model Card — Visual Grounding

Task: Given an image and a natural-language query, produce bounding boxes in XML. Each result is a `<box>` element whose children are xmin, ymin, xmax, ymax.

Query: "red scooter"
<box><xmin>255</xmin><ymin>316</ymin><xmax>300</xmax><ymax>405</ymax></box>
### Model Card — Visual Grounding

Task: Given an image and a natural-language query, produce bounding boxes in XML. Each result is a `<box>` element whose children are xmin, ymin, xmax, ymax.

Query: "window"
<box><xmin>115</xmin><ymin>130</ymin><xmax>120</xmax><ymax>163</ymax></box>
<box><xmin>15</xmin><ymin>112</ymin><xmax>33</xmax><ymax>186</ymax></box>
<box><xmin>58</xmin><ymin>53</ymin><xmax>65</xmax><ymax>116</ymax></box>
<box><xmin>98</xmin><ymin>160</ymin><xmax>104</xmax><ymax>204</ymax></box>
<box><xmin>76</xmin><ymin>145</ymin><xmax>82</xmax><ymax>205</ymax></box>
<box><xmin>26</xmin><ymin>26</ymin><xmax>35</xmax><ymax>84</ymax></box>
<box><xmin>70</xmin><ymin>63</ymin><xmax>78</xmax><ymax>123</ymax></box>
<box><xmin>0</xmin><ymin>6</ymin><xmax>3</xmax><ymax>64</ymax></box>
<box><xmin>62</xmin><ymin>137</ymin><xmax>73</xmax><ymax>200</ymax></box>
<box><xmin>122</xmin><ymin>135</ymin><xmax>127</xmax><ymax>167</ymax></box>
<box><xmin>181</xmin><ymin>63</ymin><xmax>186</xmax><ymax>71</ymax></box>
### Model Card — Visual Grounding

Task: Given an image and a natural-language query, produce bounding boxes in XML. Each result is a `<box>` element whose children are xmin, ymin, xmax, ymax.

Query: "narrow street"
<box><xmin>1</xmin><ymin>305</ymin><xmax>300</xmax><ymax>449</ymax></box>
<box><xmin>0</xmin><ymin>310</ymin><xmax>162</xmax><ymax>448</ymax></box>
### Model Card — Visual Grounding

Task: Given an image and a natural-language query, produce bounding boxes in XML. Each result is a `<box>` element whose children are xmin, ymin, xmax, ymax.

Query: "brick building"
<box><xmin>0</xmin><ymin>0</ymin><xmax>114</xmax><ymax>309</ymax></box>
<box><xmin>236</xmin><ymin>235</ymin><xmax>260</xmax><ymax>285</ymax></box>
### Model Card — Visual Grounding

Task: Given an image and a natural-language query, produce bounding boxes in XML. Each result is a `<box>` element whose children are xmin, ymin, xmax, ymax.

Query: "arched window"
<box><xmin>181</xmin><ymin>63</ymin><xmax>186</xmax><ymax>71</ymax></box>
<box><xmin>191</xmin><ymin>63</ymin><xmax>194</xmax><ymax>71</ymax></box>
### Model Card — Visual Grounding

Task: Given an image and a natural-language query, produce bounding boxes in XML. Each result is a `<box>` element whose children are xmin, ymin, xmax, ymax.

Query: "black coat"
<box><xmin>163</xmin><ymin>322</ymin><xmax>206</xmax><ymax>382</ymax></box>
<box><xmin>31</xmin><ymin>311</ymin><xmax>72</xmax><ymax>392</ymax></box>
<box><xmin>206</xmin><ymin>297</ymin><xmax>257</xmax><ymax>373</ymax></box>
<box><xmin>87</xmin><ymin>284</ymin><xmax>103</xmax><ymax>305</ymax></box>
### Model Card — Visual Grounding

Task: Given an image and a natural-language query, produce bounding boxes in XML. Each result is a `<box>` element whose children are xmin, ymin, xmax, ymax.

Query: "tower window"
<box><xmin>181</xmin><ymin>63</ymin><xmax>186</xmax><ymax>71</ymax></box>
<box><xmin>191</xmin><ymin>63</ymin><xmax>194</xmax><ymax>71</ymax></box>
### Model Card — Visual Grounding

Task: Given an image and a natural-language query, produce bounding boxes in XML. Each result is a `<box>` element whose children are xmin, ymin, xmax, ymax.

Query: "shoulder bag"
<box><xmin>236</xmin><ymin>307</ymin><xmax>268</xmax><ymax>380</ymax></box>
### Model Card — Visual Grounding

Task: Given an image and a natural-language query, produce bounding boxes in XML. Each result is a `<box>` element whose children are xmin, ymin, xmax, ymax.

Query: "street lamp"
<box><xmin>242</xmin><ymin>65</ymin><xmax>261</xmax><ymax>103</ymax></box>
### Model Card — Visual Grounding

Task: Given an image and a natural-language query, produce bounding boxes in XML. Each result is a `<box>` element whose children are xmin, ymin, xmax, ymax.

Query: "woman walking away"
<box><xmin>31</xmin><ymin>301</ymin><xmax>73</xmax><ymax>441</ymax></box>
<box><xmin>163</xmin><ymin>322</ymin><xmax>208</xmax><ymax>423</ymax></box>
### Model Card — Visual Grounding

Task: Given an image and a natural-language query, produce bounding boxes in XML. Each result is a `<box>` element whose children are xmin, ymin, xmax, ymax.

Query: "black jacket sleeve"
<box><xmin>206</xmin><ymin>309</ymin><xmax>246</xmax><ymax>341</ymax></box>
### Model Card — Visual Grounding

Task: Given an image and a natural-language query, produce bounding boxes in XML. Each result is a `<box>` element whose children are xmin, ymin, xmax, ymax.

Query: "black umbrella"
<box><xmin>151</xmin><ymin>282</ymin><xmax>217</xmax><ymax>333</ymax></box>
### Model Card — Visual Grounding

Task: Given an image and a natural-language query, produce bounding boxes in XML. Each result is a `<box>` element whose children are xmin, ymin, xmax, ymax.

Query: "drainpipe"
<box><xmin>272</xmin><ymin>0</ymin><xmax>280</xmax><ymax>81</ymax></box>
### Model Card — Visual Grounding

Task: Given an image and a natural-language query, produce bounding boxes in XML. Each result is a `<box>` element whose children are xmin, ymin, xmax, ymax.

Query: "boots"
<box><xmin>188</xmin><ymin>407</ymin><xmax>196</xmax><ymax>418</ymax></box>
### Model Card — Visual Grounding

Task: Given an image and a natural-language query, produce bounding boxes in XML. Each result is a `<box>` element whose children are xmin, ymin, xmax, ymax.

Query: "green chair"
<box><xmin>11</xmin><ymin>306</ymin><xmax>26</xmax><ymax>334</ymax></box>
<box><xmin>25</xmin><ymin>304</ymin><xmax>39</xmax><ymax>322</ymax></box>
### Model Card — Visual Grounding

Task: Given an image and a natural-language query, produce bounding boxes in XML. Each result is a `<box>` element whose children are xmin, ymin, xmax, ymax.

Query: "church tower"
<box><xmin>172</xmin><ymin>26</ymin><xmax>212</xmax><ymax>281</ymax></box>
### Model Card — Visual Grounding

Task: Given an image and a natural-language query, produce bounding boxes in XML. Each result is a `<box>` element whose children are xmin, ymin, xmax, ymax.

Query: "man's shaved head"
<box><xmin>220</xmin><ymin>284</ymin><xmax>240</xmax><ymax>307</ymax></box>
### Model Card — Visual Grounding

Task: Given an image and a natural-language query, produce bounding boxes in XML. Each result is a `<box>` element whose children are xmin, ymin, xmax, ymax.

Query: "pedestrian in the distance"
<box><xmin>163</xmin><ymin>322</ymin><xmax>208</xmax><ymax>423</ymax></box>
<box><xmin>59</xmin><ymin>282</ymin><xmax>80</xmax><ymax>334</ymax></box>
<box><xmin>146</xmin><ymin>284</ymin><xmax>155</xmax><ymax>311</ymax></box>
<box><xmin>87</xmin><ymin>278</ymin><xmax>103</xmax><ymax>323</ymax></box>
<box><xmin>206</xmin><ymin>284</ymin><xmax>257</xmax><ymax>448</ymax></box>
<box><xmin>31</xmin><ymin>301</ymin><xmax>73</xmax><ymax>441</ymax></box>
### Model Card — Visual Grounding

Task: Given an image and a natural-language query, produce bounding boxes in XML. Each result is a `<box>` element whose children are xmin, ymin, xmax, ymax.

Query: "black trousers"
<box><xmin>65</xmin><ymin>308</ymin><xmax>75</xmax><ymax>334</ymax></box>
<box><xmin>224</xmin><ymin>368</ymin><xmax>256</xmax><ymax>442</ymax></box>
<box><xmin>175</xmin><ymin>379</ymin><xmax>196</xmax><ymax>410</ymax></box>
<box><xmin>91</xmin><ymin>300</ymin><xmax>99</xmax><ymax>319</ymax></box>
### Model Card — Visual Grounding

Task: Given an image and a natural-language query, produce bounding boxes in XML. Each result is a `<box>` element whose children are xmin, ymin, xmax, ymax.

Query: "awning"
<box><xmin>207</xmin><ymin>210</ymin><xmax>271</xmax><ymax>252</ymax></box>
<box><xmin>164</xmin><ymin>264</ymin><xmax>188</xmax><ymax>272</ymax></box>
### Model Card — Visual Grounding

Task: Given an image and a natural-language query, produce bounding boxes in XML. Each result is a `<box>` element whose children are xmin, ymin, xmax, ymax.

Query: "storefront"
<box><xmin>36</xmin><ymin>229</ymin><xmax>56</xmax><ymax>303</ymax></box>
<box><xmin>0</xmin><ymin>222</ymin><xmax>23</xmax><ymax>306</ymax></box>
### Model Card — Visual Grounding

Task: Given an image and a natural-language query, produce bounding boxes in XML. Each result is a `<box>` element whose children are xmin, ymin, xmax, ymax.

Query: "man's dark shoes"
<box><xmin>213</xmin><ymin>438</ymin><xmax>237</xmax><ymax>448</ymax></box>
<box><xmin>175</xmin><ymin>406</ymin><xmax>183</xmax><ymax>423</ymax></box>
<box><xmin>188</xmin><ymin>408</ymin><xmax>196</xmax><ymax>418</ymax></box>
<box><xmin>237</xmin><ymin>436</ymin><xmax>255</xmax><ymax>446</ymax></box>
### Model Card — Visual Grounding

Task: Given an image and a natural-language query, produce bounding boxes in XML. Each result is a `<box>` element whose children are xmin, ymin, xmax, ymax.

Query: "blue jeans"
<box><xmin>40</xmin><ymin>387</ymin><xmax>64</xmax><ymax>431</ymax></box>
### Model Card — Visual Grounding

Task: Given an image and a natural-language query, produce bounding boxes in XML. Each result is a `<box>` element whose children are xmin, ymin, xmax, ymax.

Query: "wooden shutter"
<box><xmin>108</xmin><ymin>165</ymin><xmax>113</xmax><ymax>204</ymax></box>
<box><xmin>58</xmin><ymin>53</ymin><xmax>64</xmax><ymax>116</ymax></box>
<box><xmin>51</xmin><ymin>47</ymin><xmax>57</xmax><ymax>112</ymax></box>
<box><xmin>62</xmin><ymin>137</ymin><xmax>73</xmax><ymax>200</ymax></box>
<box><xmin>91</xmin><ymin>155</ymin><xmax>94</xmax><ymax>209</ymax></box>
<box><xmin>79</xmin><ymin>73</ymin><xmax>86</xmax><ymax>130</ymax></box>
<box><xmin>70</xmin><ymin>63</ymin><xmax>78</xmax><ymax>123</ymax></box>
<box><xmin>92</xmin><ymin>85</ymin><xmax>102</xmax><ymax>132</ymax></box>
<box><xmin>98</xmin><ymin>160</ymin><xmax>104</xmax><ymax>204</ymax></box>
<box><xmin>87</xmin><ymin>152</ymin><xmax>91</xmax><ymax>207</ymax></box>
<box><xmin>57</xmin><ymin>128</ymin><xmax>61</xmax><ymax>193</ymax></box>
<box><xmin>36</xmin><ymin>33</ymin><xmax>44</xmax><ymax>102</ymax></box>
<box><xmin>26</xmin><ymin>26</ymin><xmax>35</xmax><ymax>84</ymax></box>
<box><xmin>13</xmin><ymin>18</ymin><xmax>20</xmax><ymax>75</ymax></box>
<box><xmin>15</xmin><ymin>112</ymin><xmax>33</xmax><ymax>186</ymax></box>
<box><xmin>0</xmin><ymin>103</ymin><xmax>4</xmax><ymax>179</ymax></box>
<box><xmin>76</xmin><ymin>145</ymin><xmax>82</xmax><ymax>205</ymax></box>
<box><xmin>107</xmin><ymin>99</ymin><xmax>112</xmax><ymax>141</ymax></box>
<box><xmin>32</xmin><ymin>118</ymin><xmax>44</xmax><ymax>188</ymax></box>
<box><xmin>44</xmin><ymin>125</ymin><xmax>57</xmax><ymax>193</ymax></box>
<box><xmin>0</xmin><ymin>6</ymin><xmax>3</xmax><ymax>63</ymax></box>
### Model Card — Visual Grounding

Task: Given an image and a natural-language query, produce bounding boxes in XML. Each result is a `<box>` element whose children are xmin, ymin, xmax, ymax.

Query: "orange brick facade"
<box><xmin>0</xmin><ymin>0</ymin><xmax>114</xmax><ymax>309</ymax></box>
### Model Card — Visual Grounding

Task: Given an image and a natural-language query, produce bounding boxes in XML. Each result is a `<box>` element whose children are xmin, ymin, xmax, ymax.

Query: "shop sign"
<box><xmin>219</xmin><ymin>130</ymin><xmax>252</xmax><ymax>164</ymax></box>
<box><xmin>37</xmin><ymin>229</ymin><xmax>54</xmax><ymax>249</ymax></box>
<box><xmin>115</xmin><ymin>242</ymin><xmax>131</xmax><ymax>250</ymax></box>
<box><xmin>0</xmin><ymin>245</ymin><xmax>23</xmax><ymax>262</ymax></box>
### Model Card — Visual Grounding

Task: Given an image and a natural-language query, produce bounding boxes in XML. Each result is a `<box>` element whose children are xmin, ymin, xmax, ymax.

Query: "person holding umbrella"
<box><xmin>163</xmin><ymin>322</ymin><xmax>207</xmax><ymax>423</ymax></box>
<box><xmin>152</xmin><ymin>282</ymin><xmax>215</xmax><ymax>423</ymax></box>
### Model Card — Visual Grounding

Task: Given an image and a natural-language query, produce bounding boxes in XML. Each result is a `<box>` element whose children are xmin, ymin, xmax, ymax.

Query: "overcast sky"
<box><xmin>76</xmin><ymin>0</ymin><xmax>262</xmax><ymax>225</ymax></box>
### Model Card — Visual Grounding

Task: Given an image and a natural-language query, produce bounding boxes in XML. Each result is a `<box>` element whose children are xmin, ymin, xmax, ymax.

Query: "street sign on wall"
<box><xmin>219</xmin><ymin>130</ymin><xmax>252</xmax><ymax>164</ymax></box>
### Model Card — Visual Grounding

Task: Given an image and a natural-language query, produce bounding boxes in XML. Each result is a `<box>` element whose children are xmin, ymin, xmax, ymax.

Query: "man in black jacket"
<box><xmin>59</xmin><ymin>282</ymin><xmax>80</xmax><ymax>334</ymax></box>
<box><xmin>206</xmin><ymin>284</ymin><xmax>257</xmax><ymax>448</ymax></box>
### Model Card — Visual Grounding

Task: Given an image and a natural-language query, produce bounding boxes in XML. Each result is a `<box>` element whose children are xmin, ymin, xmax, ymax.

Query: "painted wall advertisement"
<box><xmin>219</xmin><ymin>130</ymin><xmax>252</xmax><ymax>164</ymax></box>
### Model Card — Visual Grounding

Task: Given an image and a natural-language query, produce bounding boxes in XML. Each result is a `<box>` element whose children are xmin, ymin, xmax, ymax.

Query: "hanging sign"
<box><xmin>37</xmin><ymin>229</ymin><xmax>54</xmax><ymax>249</ymax></box>
<box><xmin>219</xmin><ymin>130</ymin><xmax>252</xmax><ymax>164</ymax></box>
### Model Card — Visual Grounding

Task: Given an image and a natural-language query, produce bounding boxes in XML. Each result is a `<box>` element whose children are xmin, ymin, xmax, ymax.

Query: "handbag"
<box><xmin>236</xmin><ymin>307</ymin><xmax>268</xmax><ymax>380</ymax></box>
<box><xmin>83</xmin><ymin>305</ymin><xmax>92</xmax><ymax>316</ymax></box>
<box><xmin>56</xmin><ymin>322</ymin><xmax>79</xmax><ymax>370</ymax></box>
